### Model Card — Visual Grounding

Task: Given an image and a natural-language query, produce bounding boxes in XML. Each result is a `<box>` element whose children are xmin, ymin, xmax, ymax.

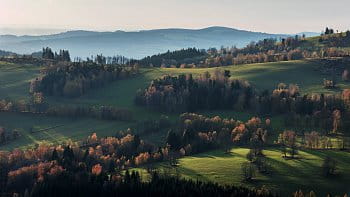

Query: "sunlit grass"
<box><xmin>138</xmin><ymin>148</ymin><xmax>350</xmax><ymax>196</ymax></box>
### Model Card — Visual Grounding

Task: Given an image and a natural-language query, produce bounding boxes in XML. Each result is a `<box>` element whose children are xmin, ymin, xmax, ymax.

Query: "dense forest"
<box><xmin>135</xmin><ymin>70</ymin><xmax>253</xmax><ymax>112</ymax></box>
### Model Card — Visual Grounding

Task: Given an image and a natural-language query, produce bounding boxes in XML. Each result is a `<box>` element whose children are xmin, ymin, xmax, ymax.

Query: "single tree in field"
<box><xmin>322</xmin><ymin>156</ymin><xmax>336</xmax><ymax>177</ymax></box>
<box><xmin>250</xmin><ymin>128</ymin><xmax>267</xmax><ymax>157</ymax></box>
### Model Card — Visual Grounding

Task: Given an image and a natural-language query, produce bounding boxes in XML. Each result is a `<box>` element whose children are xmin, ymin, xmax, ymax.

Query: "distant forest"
<box><xmin>131</xmin><ymin>29</ymin><xmax>350</xmax><ymax>68</ymax></box>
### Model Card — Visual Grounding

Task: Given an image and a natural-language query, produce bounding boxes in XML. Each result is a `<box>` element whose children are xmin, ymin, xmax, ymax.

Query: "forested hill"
<box><xmin>0</xmin><ymin>27</ymin><xmax>288</xmax><ymax>59</ymax></box>
<box><xmin>131</xmin><ymin>31</ymin><xmax>350</xmax><ymax>68</ymax></box>
<box><xmin>0</xmin><ymin>50</ymin><xmax>16</xmax><ymax>57</ymax></box>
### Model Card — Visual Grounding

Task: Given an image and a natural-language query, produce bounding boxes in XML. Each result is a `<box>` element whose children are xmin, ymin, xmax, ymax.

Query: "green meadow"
<box><xmin>0</xmin><ymin>61</ymin><xmax>42</xmax><ymax>101</ymax></box>
<box><xmin>135</xmin><ymin>148</ymin><xmax>350</xmax><ymax>196</ymax></box>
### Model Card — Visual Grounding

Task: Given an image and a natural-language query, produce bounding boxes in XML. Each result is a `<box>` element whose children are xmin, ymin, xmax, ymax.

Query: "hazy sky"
<box><xmin>1</xmin><ymin>0</ymin><xmax>349</xmax><ymax>34</ymax></box>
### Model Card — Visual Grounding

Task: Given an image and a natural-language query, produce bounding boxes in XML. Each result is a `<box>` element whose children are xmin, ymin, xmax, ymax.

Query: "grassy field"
<box><xmin>0</xmin><ymin>112</ymin><xmax>133</xmax><ymax>150</ymax></box>
<box><xmin>135</xmin><ymin>148</ymin><xmax>350</xmax><ymax>196</ymax></box>
<box><xmin>1</xmin><ymin>60</ymin><xmax>350</xmax><ymax>149</ymax></box>
<box><xmin>0</xmin><ymin>61</ymin><xmax>42</xmax><ymax>101</ymax></box>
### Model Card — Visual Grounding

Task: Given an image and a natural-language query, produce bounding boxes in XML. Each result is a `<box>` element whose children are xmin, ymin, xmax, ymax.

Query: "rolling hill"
<box><xmin>0</xmin><ymin>27</ymin><xmax>289</xmax><ymax>59</ymax></box>
<box><xmin>1</xmin><ymin>59</ymin><xmax>350</xmax><ymax>150</ymax></box>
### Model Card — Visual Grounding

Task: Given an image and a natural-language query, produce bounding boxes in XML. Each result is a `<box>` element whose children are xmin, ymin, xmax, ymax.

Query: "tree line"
<box><xmin>165</xmin><ymin>113</ymin><xmax>270</xmax><ymax>155</ymax></box>
<box><xmin>42</xmin><ymin>47</ymin><xmax>71</xmax><ymax>62</ymax></box>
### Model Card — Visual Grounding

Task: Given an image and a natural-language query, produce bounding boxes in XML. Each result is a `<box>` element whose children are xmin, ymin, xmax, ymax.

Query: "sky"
<box><xmin>1</xmin><ymin>0</ymin><xmax>349</xmax><ymax>35</ymax></box>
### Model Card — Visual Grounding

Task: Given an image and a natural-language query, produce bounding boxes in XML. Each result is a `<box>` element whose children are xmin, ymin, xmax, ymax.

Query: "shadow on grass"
<box><xmin>193</xmin><ymin>149</ymin><xmax>247</xmax><ymax>159</ymax></box>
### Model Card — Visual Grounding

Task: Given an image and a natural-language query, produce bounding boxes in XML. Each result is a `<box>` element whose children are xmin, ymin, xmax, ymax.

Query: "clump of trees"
<box><xmin>135</xmin><ymin>70</ymin><xmax>254</xmax><ymax>112</ymax></box>
<box><xmin>30</xmin><ymin>61</ymin><xmax>139</xmax><ymax>97</ymax></box>
<box><xmin>84</xmin><ymin>54</ymin><xmax>130</xmax><ymax>65</ymax></box>
<box><xmin>164</xmin><ymin>113</ymin><xmax>270</xmax><ymax>156</ymax></box>
<box><xmin>277</xmin><ymin>131</ymin><xmax>298</xmax><ymax>158</ymax></box>
<box><xmin>324</xmin><ymin>27</ymin><xmax>335</xmax><ymax>35</ymax></box>
<box><xmin>42</xmin><ymin>47</ymin><xmax>71</xmax><ymax>62</ymax></box>
<box><xmin>131</xmin><ymin>48</ymin><xmax>206</xmax><ymax>67</ymax></box>
<box><xmin>320</xmin><ymin>28</ymin><xmax>350</xmax><ymax>47</ymax></box>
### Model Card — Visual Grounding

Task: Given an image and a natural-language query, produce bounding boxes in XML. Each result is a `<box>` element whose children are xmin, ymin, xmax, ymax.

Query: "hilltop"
<box><xmin>0</xmin><ymin>27</ymin><xmax>290</xmax><ymax>58</ymax></box>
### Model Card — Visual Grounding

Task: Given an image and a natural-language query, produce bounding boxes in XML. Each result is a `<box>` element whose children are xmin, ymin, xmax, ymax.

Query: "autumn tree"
<box><xmin>304</xmin><ymin>131</ymin><xmax>320</xmax><ymax>149</ymax></box>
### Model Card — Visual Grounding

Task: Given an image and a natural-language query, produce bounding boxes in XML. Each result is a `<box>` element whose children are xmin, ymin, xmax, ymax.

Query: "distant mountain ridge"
<box><xmin>0</xmin><ymin>26</ymin><xmax>316</xmax><ymax>59</ymax></box>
